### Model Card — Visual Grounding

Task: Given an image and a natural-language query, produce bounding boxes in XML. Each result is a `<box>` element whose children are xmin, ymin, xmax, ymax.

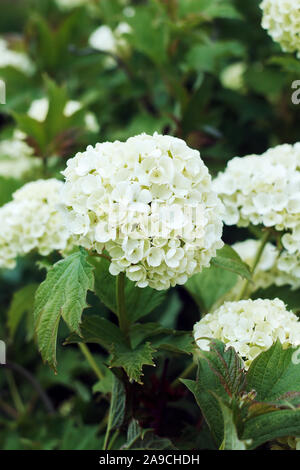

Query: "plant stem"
<box><xmin>103</xmin><ymin>420</ymin><xmax>111</xmax><ymax>450</ymax></box>
<box><xmin>5</xmin><ymin>370</ymin><xmax>25</xmax><ymax>415</ymax></box>
<box><xmin>237</xmin><ymin>230</ymin><xmax>271</xmax><ymax>301</ymax></box>
<box><xmin>107</xmin><ymin>429</ymin><xmax>120</xmax><ymax>450</ymax></box>
<box><xmin>78</xmin><ymin>343</ymin><xmax>104</xmax><ymax>381</ymax></box>
<box><xmin>171</xmin><ymin>362</ymin><xmax>197</xmax><ymax>388</ymax></box>
<box><xmin>116</xmin><ymin>272</ymin><xmax>130</xmax><ymax>340</ymax></box>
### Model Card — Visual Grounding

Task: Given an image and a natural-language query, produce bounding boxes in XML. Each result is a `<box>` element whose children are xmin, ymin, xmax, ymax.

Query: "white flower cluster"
<box><xmin>260</xmin><ymin>0</ymin><xmax>300</xmax><ymax>56</ymax></box>
<box><xmin>28</xmin><ymin>97</ymin><xmax>99</xmax><ymax>133</ymax></box>
<box><xmin>220</xmin><ymin>62</ymin><xmax>246</xmax><ymax>92</ymax></box>
<box><xmin>0</xmin><ymin>135</ymin><xmax>41</xmax><ymax>179</ymax></box>
<box><xmin>232</xmin><ymin>239</ymin><xmax>300</xmax><ymax>295</ymax></box>
<box><xmin>213</xmin><ymin>143</ymin><xmax>300</xmax><ymax>254</ymax></box>
<box><xmin>89</xmin><ymin>23</ymin><xmax>131</xmax><ymax>56</ymax></box>
<box><xmin>0</xmin><ymin>38</ymin><xmax>34</xmax><ymax>75</ymax></box>
<box><xmin>0</xmin><ymin>179</ymin><xmax>72</xmax><ymax>269</ymax></box>
<box><xmin>61</xmin><ymin>133</ymin><xmax>223</xmax><ymax>290</ymax></box>
<box><xmin>194</xmin><ymin>298</ymin><xmax>300</xmax><ymax>368</ymax></box>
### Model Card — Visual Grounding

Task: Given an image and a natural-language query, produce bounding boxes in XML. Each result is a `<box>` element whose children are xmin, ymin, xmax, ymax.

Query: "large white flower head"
<box><xmin>27</xmin><ymin>97</ymin><xmax>99</xmax><ymax>133</ymax></box>
<box><xmin>194</xmin><ymin>298</ymin><xmax>300</xmax><ymax>368</ymax></box>
<box><xmin>61</xmin><ymin>133</ymin><xmax>224</xmax><ymax>290</ymax></box>
<box><xmin>0</xmin><ymin>179</ymin><xmax>72</xmax><ymax>270</ymax></box>
<box><xmin>0</xmin><ymin>38</ymin><xmax>34</xmax><ymax>75</ymax></box>
<box><xmin>0</xmin><ymin>136</ymin><xmax>41</xmax><ymax>179</ymax></box>
<box><xmin>213</xmin><ymin>143</ymin><xmax>300</xmax><ymax>254</ymax></box>
<box><xmin>260</xmin><ymin>0</ymin><xmax>300</xmax><ymax>56</ymax></box>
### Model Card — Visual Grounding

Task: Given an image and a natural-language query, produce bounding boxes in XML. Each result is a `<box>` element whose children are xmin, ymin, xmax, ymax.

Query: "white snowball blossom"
<box><xmin>60</xmin><ymin>133</ymin><xmax>224</xmax><ymax>290</ymax></box>
<box><xmin>194</xmin><ymin>298</ymin><xmax>300</xmax><ymax>368</ymax></box>
<box><xmin>260</xmin><ymin>0</ymin><xmax>300</xmax><ymax>56</ymax></box>
<box><xmin>233</xmin><ymin>239</ymin><xmax>300</xmax><ymax>293</ymax></box>
<box><xmin>27</xmin><ymin>98</ymin><xmax>99</xmax><ymax>133</ymax></box>
<box><xmin>0</xmin><ymin>38</ymin><xmax>34</xmax><ymax>75</ymax></box>
<box><xmin>0</xmin><ymin>179</ymin><xmax>72</xmax><ymax>269</ymax></box>
<box><xmin>89</xmin><ymin>23</ymin><xmax>131</xmax><ymax>56</ymax></box>
<box><xmin>213</xmin><ymin>143</ymin><xmax>300</xmax><ymax>255</ymax></box>
<box><xmin>0</xmin><ymin>135</ymin><xmax>41</xmax><ymax>179</ymax></box>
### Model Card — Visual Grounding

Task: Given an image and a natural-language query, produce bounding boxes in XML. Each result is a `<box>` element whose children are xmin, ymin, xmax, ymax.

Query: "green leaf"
<box><xmin>0</xmin><ymin>176</ymin><xmax>23</xmax><ymax>206</ymax></box>
<box><xmin>242</xmin><ymin>410</ymin><xmax>300</xmax><ymax>450</ymax></box>
<box><xmin>182</xmin><ymin>340</ymin><xmax>245</xmax><ymax>445</ymax></box>
<box><xmin>187</xmin><ymin>41</ymin><xmax>245</xmax><ymax>74</ymax></box>
<box><xmin>110</xmin><ymin>341</ymin><xmax>156</xmax><ymax>384</ymax></box>
<box><xmin>90</xmin><ymin>256</ymin><xmax>166</xmax><ymax>323</ymax></box>
<box><xmin>123</xmin><ymin>419</ymin><xmax>175</xmax><ymax>450</ymax></box>
<box><xmin>185</xmin><ymin>264</ymin><xmax>238</xmax><ymax>313</ymax></box>
<box><xmin>66</xmin><ymin>315</ymin><xmax>156</xmax><ymax>383</ymax></box>
<box><xmin>211</xmin><ymin>245</ymin><xmax>252</xmax><ymax>281</ymax></box>
<box><xmin>107</xmin><ymin>375</ymin><xmax>126</xmax><ymax>431</ymax></box>
<box><xmin>178</xmin><ymin>0</ymin><xmax>242</xmax><ymax>20</ymax></box>
<box><xmin>65</xmin><ymin>315</ymin><xmax>126</xmax><ymax>350</ymax></box>
<box><xmin>7</xmin><ymin>283</ymin><xmax>39</xmax><ymax>339</ymax></box>
<box><xmin>12</xmin><ymin>112</ymin><xmax>47</xmax><ymax>151</ymax></box>
<box><xmin>246</xmin><ymin>341</ymin><xmax>300</xmax><ymax>402</ymax></box>
<box><xmin>127</xmin><ymin>5</ymin><xmax>169</xmax><ymax>65</ymax></box>
<box><xmin>218</xmin><ymin>399</ymin><xmax>248</xmax><ymax>450</ymax></box>
<box><xmin>130</xmin><ymin>322</ymin><xmax>194</xmax><ymax>355</ymax></box>
<box><xmin>34</xmin><ymin>249</ymin><xmax>94</xmax><ymax>371</ymax></box>
<box><xmin>44</xmin><ymin>76</ymin><xmax>68</xmax><ymax>141</ymax></box>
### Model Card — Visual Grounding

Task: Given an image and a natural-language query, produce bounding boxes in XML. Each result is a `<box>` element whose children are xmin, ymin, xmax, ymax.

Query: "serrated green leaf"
<box><xmin>211</xmin><ymin>245</ymin><xmax>252</xmax><ymax>281</ymax></box>
<box><xmin>246</xmin><ymin>341</ymin><xmax>300</xmax><ymax>402</ymax></box>
<box><xmin>110</xmin><ymin>341</ymin><xmax>156</xmax><ymax>384</ymax></box>
<box><xmin>7</xmin><ymin>283</ymin><xmax>39</xmax><ymax>339</ymax></box>
<box><xmin>108</xmin><ymin>375</ymin><xmax>126</xmax><ymax>431</ymax></box>
<box><xmin>34</xmin><ymin>249</ymin><xmax>94</xmax><ymax>371</ymax></box>
<box><xmin>182</xmin><ymin>340</ymin><xmax>246</xmax><ymax>445</ymax></box>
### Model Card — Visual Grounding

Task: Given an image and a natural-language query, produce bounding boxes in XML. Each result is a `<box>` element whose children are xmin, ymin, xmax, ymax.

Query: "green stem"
<box><xmin>78</xmin><ymin>343</ymin><xmax>104</xmax><ymax>381</ymax></box>
<box><xmin>107</xmin><ymin>429</ymin><xmax>120</xmax><ymax>450</ymax></box>
<box><xmin>171</xmin><ymin>362</ymin><xmax>197</xmax><ymax>388</ymax></box>
<box><xmin>116</xmin><ymin>273</ymin><xmax>130</xmax><ymax>340</ymax></box>
<box><xmin>5</xmin><ymin>370</ymin><xmax>25</xmax><ymax>415</ymax></box>
<box><xmin>237</xmin><ymin>230</ymin><xmax>271</xmax><ymax>301</ymax></box>
<box><xmin>103</xmin><ymin>420</ymin><xmax>111</xmax><ymax>450</ymax></box>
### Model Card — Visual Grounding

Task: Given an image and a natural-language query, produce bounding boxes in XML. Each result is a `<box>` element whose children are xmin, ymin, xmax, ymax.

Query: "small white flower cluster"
<box><xmin>260</xmin><ymin>0</ymin><xmax>300</xmax><ymax>56</ymax></box>
<box><xmin>194</xmin><ymin>298</ymin><xmax>300</xmax><ymax>368</ymax></box>
<box><xmin>232</xmin><ymin>239</ymin><xmax>300</xmax><ymax>295</ymax></box>
<box><xmin>213</xmin><ymin>143</ymin><xmax>300</xmax><ymax>254</ymax></box>
<box><xmin>220</xmin><ymin>62</ymin><xmax>246</xmax><ymax>92</ymax></box>
<box><xmin>0</xmin><ymin>135</ymin><xmax>41</xmax><ymax>179</ymax></box>
<box><xmin>27</xmin><ymin>97</ymin><xmax>99</xmax><ymax>133</ymax></box>
<box><xmin>89</xmin><ymin>23</ymin><xmax>131</xmax><ymax>57</ymax></box>
<box><xmin>0</xmin><ymin>38</ymin><xmax>34</xmax><ymax>75</ymax></box>
<box><xmin>0</xmin><ymin>179</ymin><xmax>72</xmax><ymax>269</ymax></box>
<box><xmin>61</xmin><ymin>133</ymin><xmax>223</xmax><ymax>290</ymax></box>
